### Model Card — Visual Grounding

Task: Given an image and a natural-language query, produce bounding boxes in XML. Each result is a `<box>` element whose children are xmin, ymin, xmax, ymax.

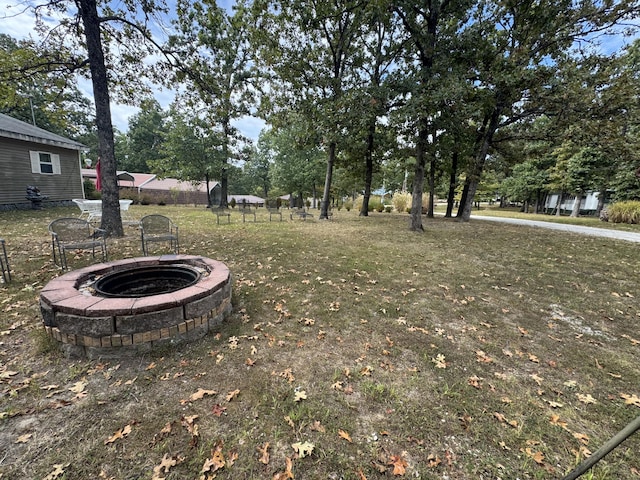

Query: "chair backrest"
<box><xmin>140</xmin><ymin>215</ymin><xmax>173</xmax><ymax>235</ymax></box>
<box><xmin>49</xmin><ymin>218</ymin><xmax>92</xmax><ymax>242</ymax></box>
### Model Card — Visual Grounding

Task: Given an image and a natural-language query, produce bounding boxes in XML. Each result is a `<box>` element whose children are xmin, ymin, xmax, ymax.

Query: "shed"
<box><xmin>0</xmin><ymin>113</ymin><xmax>86</xmax><ymax>208</ymax></box>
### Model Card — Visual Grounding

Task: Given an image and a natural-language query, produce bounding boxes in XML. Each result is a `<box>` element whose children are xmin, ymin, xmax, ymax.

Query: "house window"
<box><xmin>30</xmin><ymin>151</ymin><xmax>61</xmax><ymax>175</ymax></box>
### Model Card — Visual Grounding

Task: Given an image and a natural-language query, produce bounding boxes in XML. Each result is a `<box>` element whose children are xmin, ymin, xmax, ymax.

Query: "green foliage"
<box><xmin>606</xmin><ymin>201</ymin><xmax>640</xmax><ymax>224</ymax></box>
<box><xmin>83</xmin><ymin>179</ymin><xmax>101</xmax><ymax>200</ymax></box>
<box><xmin>119</xmin><ymin>99</ymin><xmax>167</xmax><ymax>173</ymax></box>
<box><xmin>0</xmin><ymin>34</ymin><xmax>95</xmax><ymax>141</ymax></box>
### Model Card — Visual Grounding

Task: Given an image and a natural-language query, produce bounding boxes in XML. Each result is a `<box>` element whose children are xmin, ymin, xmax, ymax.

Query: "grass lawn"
<box><xmin>1</xmin><ymin>205</ymin><xmax>639</xmax><ymax>480</ymax></box>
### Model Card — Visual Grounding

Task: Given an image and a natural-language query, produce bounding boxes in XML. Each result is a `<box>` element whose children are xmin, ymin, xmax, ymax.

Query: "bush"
<box><xmin>343</xmin><ymin>200</ymin><xmax>353</xmax><ymax>211</ymax></box>
<box><xmin>83</xmin><ymin>179</ymin><xmax>101</xmax><ymax>200</ymax></box>
<box><xmin>392</xmin><ymin>192</ymin><xmax>411</xmax><ymax>213</ymax></box>
<box><xmin>229</xmin><ymin>198</ymin><xmax>237</xmax><ymax>208</ymax></box>
<box><xmin>606</xmin><ymin>201</ymin><xmax>640</xmax><ymax>224</ymax></box>
<box><xmin>353</xmin><ymin>195</ymin><xmax>384</xmax><ymax>212</ymax></box>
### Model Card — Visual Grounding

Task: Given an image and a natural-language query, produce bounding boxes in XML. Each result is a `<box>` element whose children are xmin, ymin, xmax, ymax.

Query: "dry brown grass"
<box><xmin>1</xmin><ymin>205</ymin><xmax>639</xmax><ymax>480</ymax></box>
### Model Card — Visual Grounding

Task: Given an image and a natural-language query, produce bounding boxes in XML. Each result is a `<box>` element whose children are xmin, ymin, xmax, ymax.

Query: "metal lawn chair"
<box><xmin>48</xmin><ymin>218</ymin><xmax>108</xmax><ymax>270</ymax></box>
<box><xmin>140</xmin><ymin>214</ymin><xmax>179</xmax><ymax>255</ymax></box>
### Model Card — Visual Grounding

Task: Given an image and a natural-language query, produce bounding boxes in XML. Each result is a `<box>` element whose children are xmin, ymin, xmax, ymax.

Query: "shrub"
<box><xmin>83</xmin><ymin>179</ymin><xmax>101</xmax><ymax>200</ymax></box>
<box><xmin>229</xmin><ymin>198</ymin><xmax>237</xmax><ymax>208</ymax></box>
<box><xmin>343</xmin><ymin>200</ymin><xmax>353</xmax><ymax>211</ymax></box>
<box><xmin>606</xmin><ymin>201</ymin><xmax>640</xmax><ymax>224</ymax></box>
<box><xmin>392</xmin><ymin>192</ymin><xmax>411</xmax><ymax>213</ymax></box>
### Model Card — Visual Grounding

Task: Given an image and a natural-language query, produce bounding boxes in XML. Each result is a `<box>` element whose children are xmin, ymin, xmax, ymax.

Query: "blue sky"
<box><xmin>0</xmin><ymin>0</ymin><xmax>265</xmax><ymax>141</ymax></box>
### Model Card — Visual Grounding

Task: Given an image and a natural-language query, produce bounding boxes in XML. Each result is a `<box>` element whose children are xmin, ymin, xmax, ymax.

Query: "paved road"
<box><xmin>470</xmin><ymin>214</ymin><xmax>640</xmax><ymax>244</ymax></box>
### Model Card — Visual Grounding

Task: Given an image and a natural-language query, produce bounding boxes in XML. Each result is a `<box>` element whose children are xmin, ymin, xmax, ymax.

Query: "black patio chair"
<box><xmin>48</xmin><ymin>218</ymin><xmax>107</xmax><ymax>270</ymax></box>
<box><xmin>140</xmin><ymin>214</ymin><xmax>179</xmax><ymax>255</ymax></box>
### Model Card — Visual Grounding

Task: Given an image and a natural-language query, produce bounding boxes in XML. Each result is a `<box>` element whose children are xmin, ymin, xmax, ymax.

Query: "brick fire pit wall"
<box><xmin>40</xmin><ymin>255</ymin><xmax>232</xmax><ymax>359</ymax></box>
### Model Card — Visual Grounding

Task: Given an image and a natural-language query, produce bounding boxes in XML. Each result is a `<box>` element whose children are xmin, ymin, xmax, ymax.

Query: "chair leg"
<box><xmin>0</xmin><ymin>240</ymin><xmax>10</xmax><ymax>283</ymax></box>
<box><xmin>60</xmin><ymin>247</ymin><xmax>68</xmax><ymax>271</ymax></box>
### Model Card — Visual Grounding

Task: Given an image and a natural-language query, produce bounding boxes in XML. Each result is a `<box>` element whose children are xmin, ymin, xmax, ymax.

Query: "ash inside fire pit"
<box><xmin>94</xmin><ymin>264</ymin><xmax>201</xmax><ymax>298</ymax></box>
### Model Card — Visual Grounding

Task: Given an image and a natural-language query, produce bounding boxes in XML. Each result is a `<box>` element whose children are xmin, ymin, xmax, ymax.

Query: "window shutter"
<box><xmin>30</xmin><ymin>151</ymin><xmax>40</xmax><ymax>173</ymax></box>
<box><xmin>52</xmin><ymin>154</ymin><xmax>61</xmax><ymax>174</ymax></box>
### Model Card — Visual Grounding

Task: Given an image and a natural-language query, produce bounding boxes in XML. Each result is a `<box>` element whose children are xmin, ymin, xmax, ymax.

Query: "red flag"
<box><xmin>95</xmin><ymin>158</ymin><xmax>102</xmax><ymax>191</ymax></box>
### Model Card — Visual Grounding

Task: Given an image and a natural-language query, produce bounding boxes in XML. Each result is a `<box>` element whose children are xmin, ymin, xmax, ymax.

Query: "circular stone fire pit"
<box><xmin>40</xmin><ymin>255</ymin><xmax>232</xmax><ymax>358</ymax></box>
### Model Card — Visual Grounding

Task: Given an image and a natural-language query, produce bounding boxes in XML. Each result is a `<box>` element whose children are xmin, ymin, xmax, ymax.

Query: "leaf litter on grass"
<box><xmin>1</xmin><ymin>207</ymin><xmax>640</xmax><ymax>479</ymax></box>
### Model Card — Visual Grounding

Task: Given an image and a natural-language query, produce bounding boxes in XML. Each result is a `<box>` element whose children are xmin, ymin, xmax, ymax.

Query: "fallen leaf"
<box><xmin>68</xmin><ymin>380</ymin><xmax>87</xmax><ymax>394</ymax></box>
<box><xmin>468</xmin><ymin>376</ymin><xmax>482</xmax><ymax>389</ymax></box>
<box><xmin>310</xmin><ymin>420</ymin><xmax>326</xmax><ymax>433</ymax></box>
<box><xmin>15</xmin><ymin>433</ymin><xmax>32</xmax><ymax>443</ymax></box>
<box><xmin>43</xmin><ymin>463</ymin><xmax>69</xmax><ymax>480</ymax></box>
<box><xmin>272</xmin><ymin>457</ymin><xmax>294</xmax><ymax>480</ymax></box>
<box><xmin>550</xmin><ymin>414</ymin><xmax>568</xmax><ymax>430</ymax></box>
<box><xmin>201</xmin><ymin>441</ymin><xmax>225</xmax><ymax>473</ymax></box>
<box><xmin>212</xmin><ymin>404</ymin><xmax>227</xmax><ymax>417</ymax></box>
<box><xmin>475</xmin><ymin>350</ymin><xmax>493</xmax><ymax>363</ymax></box>
<box><xmin>573</xmin><ymin>432</ymin><xmax>590</xmax><ymax>444</ymax></box>
<box><xmin>292</xmin><ymin>440</ymin><xmax>314</xmax><ymax>458</ymax></box>
<box><xmin>524</xmin><ymin>448</ymin><xmax>545</xmax><ymax>465</ymax></box>
<box><xmin>339</xmin><ymin>429</ymin><xmax>353</xmax><ymax>442</ymax></box>
<box><xmin>431</xmin><ymin>354</ymin><xmax>447</xmax><ymax>369</ymax></box>
<box><xmin>152</xmin><ymin>453</ymin><xmax>178</xmax><ymax>479</ymax></box>
<box><xmin>620</xmin><ymin>393</ymin><xmax>640</xmax><ymax>407</ymax></box>
<box><xmin>226</xmin><ymin>389</ymin><xmax>240</xmax><ymax>402</ymax></box>
<box><xmin>190</xmin><ymin>388</ymin><xmax>217</xmax><ymax>401</ymax></box>
<box><xmin>389</xmin><ymin>454</ymin><xmax>408</xmax><ymax>475</ymax></box>
<box><xmin>576</xmin><ymin>393</ymin><xmax>597</xmax><ymax>404</ymax></box>
<box><xmin>427</xmin><ymin>453</ymin><xmax>441</xmax><ymax>468</ymax></box>
<box><xmin>294</xmin><ymin>390</ymin><xmax>307</xmax><ymax>402</ymax></box>
<box><xmin>105</xmin><ymin>424</ymin><xmax>132</xmax><ymax>444</ymax></box>
<box><xmin>530</xmin><ymin>374</ymin><xmax>544</xmax><ymax>386</ymax></box>
<box><xmin>257</xmin><ymin>442</ymin><xmax>270</xmax><ymax>464</ymax></box>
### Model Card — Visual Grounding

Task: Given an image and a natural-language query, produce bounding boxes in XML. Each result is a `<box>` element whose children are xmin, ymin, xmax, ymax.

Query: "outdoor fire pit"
<box><xmin>40</xmin><ymin>255</ymin><xmax>232</xmax><ymax>358</ymax></box>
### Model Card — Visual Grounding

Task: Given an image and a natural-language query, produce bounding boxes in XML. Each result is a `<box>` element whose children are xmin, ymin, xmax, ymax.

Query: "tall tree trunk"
<box><xmin>219</xmin><ymin>120</ymin><xmax>231</xmax><ymax>208</ymax></box>
<box><xmin>360</xmin><ymin>119</ymin><xmax>376</xmax><ymax>217</ymax></box>
<box><xmin>445</xmin><ymin>151</ymin><xmax>458</xmax><ymax>218</ymax></box>
<box><xmin>596</xmin><ymin>187</ymin><xmax>606</xmax><ymax>216</ymax></box>
<box><xmin>79</xmin><ymin>0</ymin><xmax>123</xmax><ymax>236</ymax></box>
<box><xmin>205</xmin><ymin>174</ymin><xmax>211</xmax><ymax>207</ymax></box>
<box><xmin>456</xmin><ymin>182</ymin><xmax>469</xmax><ymax>218</ymax></box>
<box><xmin>427</xmin><ymin>153</ymin><xmax>435</xmax><ymax>218</ymax></box>
<box><xmin>458</xmin><ymin>100</ymin><xmax>504</xmax><ymax>222</ymax></box>
<box><xmin>555</xmin><ymin>192</ymin><xmax>564</xmax><ymax>216</ymax></box>
<box><xmin>320</xmin><ymin>141</ymin><xmax>336</xmax><ymax>219</ymax></box>
<box><xmin>409</xmin><ymin>122</ymin><xmax>429</xmax><ymax>231</ymax></box>
<box><xmin>570</xmin><ymin>193</ymin><xmax>583</xmax><ymax>217</ymax></box>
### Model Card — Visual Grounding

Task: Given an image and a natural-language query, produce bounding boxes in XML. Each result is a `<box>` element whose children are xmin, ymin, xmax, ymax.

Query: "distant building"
<box><xmin>81</xmin><ymin>169</ymin><xmax>264</xmax><ymax>206</ymax></box>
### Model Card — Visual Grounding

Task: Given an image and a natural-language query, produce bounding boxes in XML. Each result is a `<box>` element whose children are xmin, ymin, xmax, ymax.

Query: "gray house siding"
<box><xmin>0</xmin><ymin>114</ymin><xmax>85</xmax><ymax>208</ymax></box>
<box><xmin>0</xmin><ymin>137</ymin><xmax>84</xmax><ymax>205</ymax></box>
